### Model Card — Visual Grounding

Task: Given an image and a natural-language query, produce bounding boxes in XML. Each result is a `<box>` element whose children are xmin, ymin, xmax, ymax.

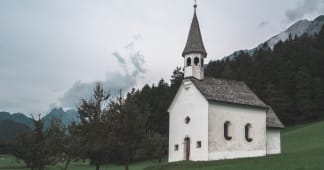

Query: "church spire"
<box><xmin>182</xmin><ymin>0</ymin><xmax>207</xmax><ymax>57</ymax></box>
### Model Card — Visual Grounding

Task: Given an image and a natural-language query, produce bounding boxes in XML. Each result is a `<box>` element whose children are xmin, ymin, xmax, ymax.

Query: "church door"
<box><xmin>184</xmin><ymin>137</ymin><xmax>190</xmax><ymax>160</ymax></box>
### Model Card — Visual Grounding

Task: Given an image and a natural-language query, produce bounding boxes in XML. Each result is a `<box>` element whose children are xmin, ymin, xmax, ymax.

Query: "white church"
<box><xmin>168</xmin><ymin>3</ymin><xmax>284</xmax><ymax>162</ymax></box>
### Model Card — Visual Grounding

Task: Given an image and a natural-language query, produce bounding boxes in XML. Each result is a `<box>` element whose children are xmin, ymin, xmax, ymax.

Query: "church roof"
<box><xmin>190</xmin><ymin>77</ymin><xmax>268</xmax><ymax>108</ymax></box>
<box><xmin>189</xmin><ymin>77</ymin><xmax>284</xmax><ymax>129</ymax></box>
<box><xmin>182</xmin><ymin>10</ymin><xmax>207</xmax><ymax>57</ymax></box>
<box><xmin>266</xmin><ymin>107</ymin><xmax>285</xmax><ymax>129</ymax></box>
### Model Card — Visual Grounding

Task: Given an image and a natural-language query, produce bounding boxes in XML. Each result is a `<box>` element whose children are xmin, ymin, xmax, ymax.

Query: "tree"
<box><xmin>142</xmin><ymin>131</ymin><xmax>168</xmax><ymax>163</ymax></box>
<box><xmin>12</xmin><ymin>116</ymin><xmax>54</xmax><ymax>170</ymax></box>
<box><xmin>109</xmin><ymin>89</ymin><xmax>148</xmax><ymax>170</ymax></box>
<box><xmin>295</xmin><ymin>68</ymin><xmax>316</xmax><ymax>120</ymax></box>
<box><xmin>74</xmin><ymin>83</ymin><xmax>113</xmax><ymax>170</ymax></box>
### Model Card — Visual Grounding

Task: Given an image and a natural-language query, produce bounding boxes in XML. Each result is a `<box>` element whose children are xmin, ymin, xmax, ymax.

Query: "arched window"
<box><xmin>194</xmin><ymin>57</ymin><xmax>199</xmax><ymax>65</ymax></box>
<box><xmin>201</xmin><ymin>58</ymin><xmax>204</xmax><ymax>67</ymax></box>
<box><xmin>186</xmin><ymin>58</ymin><xmax>191</xmax><ymax>66</ymax></box>
<box><xmin>224</xmin><ymin>121</ymin><xmax>232</xmax><ymax>140</ymax></box>
<box><xmin>245</xmin><ymin>123</ymin><xmax>252</xmax><ymax>142</ymax></box>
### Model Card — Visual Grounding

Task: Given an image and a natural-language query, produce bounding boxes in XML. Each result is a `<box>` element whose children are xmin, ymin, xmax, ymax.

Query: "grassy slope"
<box><xmin>1</xmin><ymin>121</ymin><xmax>323</xmax><ymax>170</ymax></box>
<box><xmin>0</xmin><ymin>157</ymin><xmax>161</xmax><ymax>170</ymax></box>
<box><xmin>145</xmin><ymin>120</ymin><xmax>324</xmax><ymax>170</ymax></box>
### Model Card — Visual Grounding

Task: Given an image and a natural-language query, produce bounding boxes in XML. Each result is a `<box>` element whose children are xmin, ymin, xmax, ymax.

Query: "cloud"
<box><xmin>59</xmin><ymin>36</ymin><xmax>146</xmax><ymax>108</ymax></box>
<box><xmin>258</xmin><ymin>21</ymin><xmax>269</xmax><ymax>28</ymax></box>
<box><xmin>286</xmin><ymin>0</ymin><xmax>324</xmax><ymax>22</ymax></box>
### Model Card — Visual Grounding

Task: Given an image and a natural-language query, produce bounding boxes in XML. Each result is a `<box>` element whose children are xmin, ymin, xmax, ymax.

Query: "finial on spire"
<box><xmin>194</xmin><ymin>0</ymin><xmax>197</xmax><ymax>9</ymax></box>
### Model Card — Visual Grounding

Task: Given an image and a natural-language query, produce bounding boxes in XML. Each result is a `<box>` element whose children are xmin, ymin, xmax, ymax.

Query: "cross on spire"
<box><xmin>194</xmin><ymin>0</ymin><xmax>197</xmax><ymax>9</ymax></box>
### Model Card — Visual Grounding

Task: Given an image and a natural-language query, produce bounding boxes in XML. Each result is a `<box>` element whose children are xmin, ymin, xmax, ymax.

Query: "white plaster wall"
<box><xmin>184</xmin><ymin>53</ymin><xmax>204</xmax><ymax>80</ymax></box>
<box><xmin>208</xmin><ymin>102</ymin><xmax>267</xmax><ymax>160</ymax></box>
<box><xmin>168</xmin><ymin>80</ymin><xmax>209</xmax><ymax>162</ymax></box>
<box><xmin>266</xmin><ymin>129</ymin><xmax>281</xmax><ymax>154</ymax></box>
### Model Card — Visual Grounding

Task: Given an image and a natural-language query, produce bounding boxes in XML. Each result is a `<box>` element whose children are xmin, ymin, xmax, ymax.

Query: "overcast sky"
<box><xmin>1</xmin><ymin>0</ymin><xmax>324</xmax><ymax>114</ymax></box>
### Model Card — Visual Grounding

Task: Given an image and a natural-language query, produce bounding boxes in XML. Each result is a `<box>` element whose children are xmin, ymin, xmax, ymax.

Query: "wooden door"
<box><xmin>184</xmin><ymin>137</ymin><xmax>190</xmax><ymax>160</ymax></box>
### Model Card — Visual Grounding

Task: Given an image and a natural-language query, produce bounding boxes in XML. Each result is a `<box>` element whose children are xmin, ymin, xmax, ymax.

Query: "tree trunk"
<box><xmin>96</xmin><ymin>162</ymin><xmax>100</xmax><ymax>170</ymax></box>
<box><xmin>124</xmin><ymin>159</ymin><xmax>129</xmax><ymax>170</ymax></box>
<box><xmin>63</xmin><ymin>158</ymin><xmax>71</xmax><ymax>170</ymax></box>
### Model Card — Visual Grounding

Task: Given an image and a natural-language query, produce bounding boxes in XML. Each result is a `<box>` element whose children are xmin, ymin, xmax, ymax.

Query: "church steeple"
<box><xmin>182</xmin><ymin>1</ymin><xmax>207</xmax><ymax>57</ymax></box>
<box><xmin>182</xmin><ymin>1</ymin><xmax>207</xmax><ymax>80</ymax></box>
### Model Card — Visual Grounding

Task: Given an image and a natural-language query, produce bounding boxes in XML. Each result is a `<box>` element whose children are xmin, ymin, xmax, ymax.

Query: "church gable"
<box><xmin>168</xmin><ymin>79</ymin><xmax>209</xmax><ymax>162</ymax></box>
<box><xmin>168</xmin><ymin>79</ymin><xmax>207</xmax><ymax>113</ymax></box>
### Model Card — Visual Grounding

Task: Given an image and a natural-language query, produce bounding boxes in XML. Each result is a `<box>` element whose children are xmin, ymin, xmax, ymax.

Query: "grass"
<box><xmin>0</xmin><ymin>156</ymin><xmax>164</xmax><ymax>170</ymax></box>
<box><xmin>1</xmin><ymin>121</ymin><xmax>324</xmax><ymax>170</ymax></box>
<box><xmin>145</xmin><ymin>120</ymin><xmax>324</xmax><ymax>170</ymax></box>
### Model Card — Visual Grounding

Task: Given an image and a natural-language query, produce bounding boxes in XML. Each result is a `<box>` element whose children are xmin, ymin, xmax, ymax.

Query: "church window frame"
<box><xmin>174</xmin><ymin>144</ymin><xmax>179</xmax><ymax>151</ymax></box>
<box><xmin>196</xmin><ymin>141</ymin><xmax>202</xmax><ymax>148</ymax></box>
<box><xmin>186</xmin><ymin>57</ymin><xmax>192</xmax><ymax>66</ymax></box>
<box><xmin>245</xmin><ymin>123</ymin><xmax>253</xmax><ymax>142</ymax></box>
<box><xmin>224</xmin><ymin>121</ymin><xmax>232</xmax><ymax>140</ymax></box>
<box><xmin>185</xmin><ymin>116</ymin><xmax>191</xmax><ymax>124</ymax></box>
<box><xmin>194</xmin><ymin>57</ymin><xmax>199</xmax><ymax>65</ymax></box>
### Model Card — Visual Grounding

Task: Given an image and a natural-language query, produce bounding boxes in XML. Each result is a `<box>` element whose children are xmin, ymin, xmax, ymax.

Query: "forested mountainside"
<box><xmin>206</xmin><ymin>26</ymin><xmax>324</xmax><ymax>124</ymax></box>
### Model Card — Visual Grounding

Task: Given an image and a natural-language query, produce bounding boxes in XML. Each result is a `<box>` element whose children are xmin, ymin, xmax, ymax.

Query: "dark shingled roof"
<box><xmin>267</xmin><ymin>107</ymin><xmax>285</xmax><ymax>129</ymax></box>
<box><xmin>190</xmin><ymin>77</ymin><xmax>268</xmax><ymax>108</ymax></box>
<box><xmin>188</xmin><ymin>77</ymin><xmax>284</xmax><ymax>129</ymax></box>
<box><xmin>182</xmin><ymin>10</ymin><xmax>207</xmax><ymax>57</ymax></box>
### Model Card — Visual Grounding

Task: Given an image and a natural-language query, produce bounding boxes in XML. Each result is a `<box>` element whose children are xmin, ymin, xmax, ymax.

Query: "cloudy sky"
<box><xmin>1</xmin><ymin>0</ymin><xmax>324</xmax><ymax>114</ymax></box>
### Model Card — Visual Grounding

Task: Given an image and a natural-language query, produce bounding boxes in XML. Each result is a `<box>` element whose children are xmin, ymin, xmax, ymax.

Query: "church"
<box><xmin>168</xmin><ymin>3</ymin><xmax>284</xmax><ymax>162</ymax></box>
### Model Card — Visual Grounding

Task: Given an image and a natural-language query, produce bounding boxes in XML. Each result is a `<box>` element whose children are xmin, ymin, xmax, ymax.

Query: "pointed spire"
<box><xmin>182</xmin><ymin>1</ymin><xmax>207</xmax><ymax>57</ymax></box>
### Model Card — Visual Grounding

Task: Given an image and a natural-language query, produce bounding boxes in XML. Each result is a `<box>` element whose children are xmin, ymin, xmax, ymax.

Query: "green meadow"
<box><xmin>1</xmin><ymin>120</ymin><xmax>324</xmax><ymax>170</ymax></box>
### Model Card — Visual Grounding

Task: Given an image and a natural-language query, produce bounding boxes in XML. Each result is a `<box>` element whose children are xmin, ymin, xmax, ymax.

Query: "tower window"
<box><xmin>174</xmin><ymin>144</ymin><xmax>179</xmax><ymax>151</ymax></box>
<box><xmin>224</xmin><ymin>121</ymin><xmax>232</xmax><ymax>140</ymax></box>
<box><xmin>201</xmin><ymin>58</ymin><xmax>204</xmax><ymax>66</ymax></box>
<box><xmin>196</xmin><ymin>141</ymin><xmax>201</xmax><ymax>148</ymax></box>
<box><xmin>186</xmin><ymin>58</ymin><xmax>191</xmax><ymax>66</ymax></box>
<box><xmin>194</xmin><ymin>57</ymin><xmax>199</xmax><ymax>65</ymax></box>
<box><xmin>245</xmin><ymin>123</ymin><xmax>253</xmax><ymax>142</ymax></box>
<box><xmin>185</xmin><ymin>116</ymin><xmax>191</xmax><ymax>124</ymax></box>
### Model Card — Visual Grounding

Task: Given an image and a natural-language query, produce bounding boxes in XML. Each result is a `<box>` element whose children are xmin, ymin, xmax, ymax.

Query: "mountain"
<box><xmin>0</xmin><ymin>112</ymin><xmax>33</xmax><ymax>129</ymax></box>
<box><xmin>206</xmin><ymin>24</ymin><xmax>324</xmax><ymax>124</ymax></box>
<box><xmin>225</xmin><ymin>15</ymin><xmax>324</xmax><ymax>60</ymax></box>
<box><xmin>42</xmin><ymin>108</ymin><xmax>79</xmax><ymax>129</ymax></box>
<box><xmin>0</xmin><ymin>108</ymin><xmax>80</xmax><ymax>130</ymax></box>
<box><xmin>0</xmin><ymin>120</ymin><xmax>31</xmax><ymax>142</ymax></box>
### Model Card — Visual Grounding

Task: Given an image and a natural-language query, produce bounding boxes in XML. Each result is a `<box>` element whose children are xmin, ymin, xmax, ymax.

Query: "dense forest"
<box><xmin>206</xmin><ymin>26</ymin><xmax>324</xmax><ymax>124</ymax></box>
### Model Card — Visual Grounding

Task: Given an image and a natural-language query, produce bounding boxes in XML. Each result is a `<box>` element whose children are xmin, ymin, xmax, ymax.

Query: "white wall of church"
<box><xmin>208</xmin><ymin>102</ymin><xmax>267</xmax><ymax>160</ymax></box>
<box><xmin>168</xmin><ymin>80</ymin><xmax>209</xmax><ymax>162</ymax></box>
<box><xmin>266</xmin><ymin>129</ymin><xmax>281</xmax><ymax>154</ymax></box>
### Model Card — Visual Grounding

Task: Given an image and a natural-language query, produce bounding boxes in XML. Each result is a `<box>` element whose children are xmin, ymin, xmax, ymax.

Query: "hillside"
<box><xmin>0</xmin><ymin>112</ymin><xmax>33</xmax><ymax>129</ymax></box>
<box><xmin>226</xmin><ymin>15</ymin><xmax>324</xmax><ymax>60</ymax></box>
<box><xmin>0</xmin><ymin>108</ymin><xmax>79</xmax><ymax>142</ymax></box>
<box><xmin>0</xmin><ymin>120</ymin><xmax>31</xmax><ymax>142</ymax></box>
<box><xmin>145</xmin><ymin>120</ymin><xmax>324</xmax><ymax>170</ymax></box>
<box><xmin>206</xmin><ymin>25</ymin><xmax>324</xmax><ymax>125</ymax></box>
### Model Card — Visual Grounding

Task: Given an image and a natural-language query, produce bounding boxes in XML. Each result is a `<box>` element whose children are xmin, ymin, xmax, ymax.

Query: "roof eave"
<box><xmin>182</xmin><ymin>51</ymin><xmax>207</xmax><ymax>57</ymax></box>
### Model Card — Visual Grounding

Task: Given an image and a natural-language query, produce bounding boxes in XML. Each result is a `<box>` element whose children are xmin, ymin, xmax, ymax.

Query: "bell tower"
<box><xmin>182</xmin><ymin>1</ymin><xmax>207</xmax><ymax>80</ymax></box>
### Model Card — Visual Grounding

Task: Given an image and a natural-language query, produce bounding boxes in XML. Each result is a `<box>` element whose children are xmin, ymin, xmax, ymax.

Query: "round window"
<box><xmin>185</xmin><ymin>116</ymin><xmax>191</xmax><ymax>124</ymax></box>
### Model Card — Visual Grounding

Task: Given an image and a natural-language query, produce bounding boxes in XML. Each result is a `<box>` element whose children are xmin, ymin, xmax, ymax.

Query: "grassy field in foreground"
<box><xmin>0</xmin><ymin>156</ymin><xmax>164</xmax><ymax>170</ymax></box>
<box><xmin>1</xmin><ymin>120</ymin><xmax>324</xmax><ymax>170</ymax></box>
<box><xmin>145</xmin><ymin>120</ymin><xmax>324</xmax><ymax>170</ymax></box>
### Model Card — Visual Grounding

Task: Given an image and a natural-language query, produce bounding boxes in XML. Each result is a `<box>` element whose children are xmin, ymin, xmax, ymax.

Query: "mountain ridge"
<box><xmin>224</xmin><ymin>15</ymin><xmax>324</xmax><ymax>60</ymax></box>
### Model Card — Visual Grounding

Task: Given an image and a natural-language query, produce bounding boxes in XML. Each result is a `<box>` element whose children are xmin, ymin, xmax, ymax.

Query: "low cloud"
<box><xmin>59</xmin><ymin>36</ymin><xmax>146</xmax><ymax>108</ymax></box>
<box><xmin>286</xmin><ymin>0</ymin><xmax>324</xmax><ymax>22</ymax></box>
